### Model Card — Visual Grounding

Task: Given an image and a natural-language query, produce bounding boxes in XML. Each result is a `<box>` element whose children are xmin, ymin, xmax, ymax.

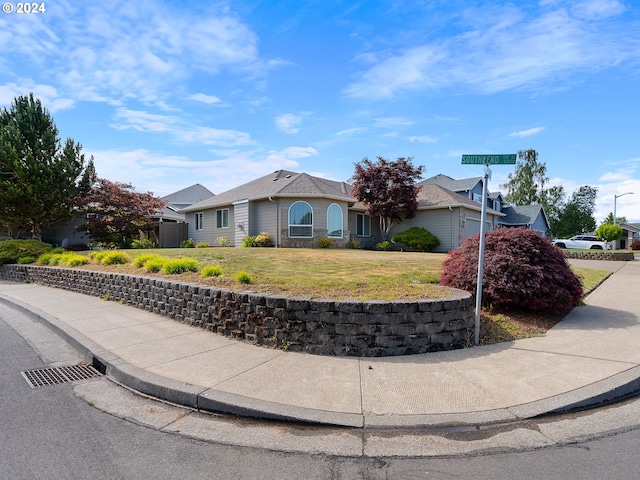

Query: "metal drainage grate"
<box><xmin>21</xmin><ymin>364</ymin><xmax>102</xmax><ymax>388</ymax></box>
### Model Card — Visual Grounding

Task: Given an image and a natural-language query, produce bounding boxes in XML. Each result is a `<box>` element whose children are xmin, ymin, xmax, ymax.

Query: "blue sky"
<box><xmin>2</xmin><ymin>0</ymin><xmax>639</xmax><ymax>222</ymax></box>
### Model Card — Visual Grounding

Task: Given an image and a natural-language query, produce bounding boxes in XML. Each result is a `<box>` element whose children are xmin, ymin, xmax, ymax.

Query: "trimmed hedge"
<box><xmin>392</xmin><ymin>227</ymin><xmax>440</xmax><ymax>252</ymax></box>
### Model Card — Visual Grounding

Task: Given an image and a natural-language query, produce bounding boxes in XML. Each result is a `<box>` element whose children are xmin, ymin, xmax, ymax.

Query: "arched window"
<box><xmin>327</xmin><ymin>204</ymin><xmax>343</xmax><ymax>238</ymax></box>
<box><xmin>289</xmin><ymin>201</ymin><xmax>313</xmax><ymax>237</ymax></box>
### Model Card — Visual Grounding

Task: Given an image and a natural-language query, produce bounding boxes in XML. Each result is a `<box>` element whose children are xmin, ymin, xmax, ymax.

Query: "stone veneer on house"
<box><xmin>0</xmin><ymin>264</ymin><xmax>474</xmax><ymax>357</ymax></box>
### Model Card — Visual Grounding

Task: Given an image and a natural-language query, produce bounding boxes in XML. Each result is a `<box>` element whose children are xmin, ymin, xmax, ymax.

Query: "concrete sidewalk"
<box><xmin>1</xmin><ymin>259</ymin><xmax>639</xmax><ymax>428</ymax></box>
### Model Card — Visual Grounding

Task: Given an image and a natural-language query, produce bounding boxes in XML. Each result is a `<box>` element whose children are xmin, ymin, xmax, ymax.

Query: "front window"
<box><xmin>356</xmin><ymin>214</ymin><xmax>371</xmax><ymax>236</ymax></box>
<box><xmin>327</xmin><ymin>204</ymin><xmax>343</xmax><ymax>238</ymax></box>
<box><xmin>216</xmin><ymin>209</ymin><xmax>229</xmax><ymax>228</ymax></box>
<box><xmin>195</xmin><ymin>212</ymin><xmax>204</xmax><ymax>231</ymax></box>
<box><xmin>289</xmin><ymin>201</ymin><xmax>313</xmax><ymax>237</ymax></box>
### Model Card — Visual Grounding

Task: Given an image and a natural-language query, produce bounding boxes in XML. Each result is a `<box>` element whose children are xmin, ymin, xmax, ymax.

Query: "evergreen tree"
<box><xmin>0</xmin><ymin>94</ymin><xmax>94</xmax><ymax>239</ymax></box>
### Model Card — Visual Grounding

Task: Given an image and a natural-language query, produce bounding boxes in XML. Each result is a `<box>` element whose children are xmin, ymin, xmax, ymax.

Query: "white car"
<box><xmin>552</xmin><ymin>235</ymin><xmax>610</xmax><ymax>250</ymax></box>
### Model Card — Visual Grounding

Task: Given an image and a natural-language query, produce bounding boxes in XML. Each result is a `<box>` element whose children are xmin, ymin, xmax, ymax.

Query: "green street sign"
<box><xmin>461</xmin><ymin>154</ymin><xmax>517</xmax><ymax>165</ymax></box>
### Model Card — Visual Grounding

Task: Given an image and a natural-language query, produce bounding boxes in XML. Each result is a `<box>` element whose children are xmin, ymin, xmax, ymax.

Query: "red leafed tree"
<box><xmin>75</xmin><ymin>178</ymin><xmax>166</xmax><ymax>248</ymax></box>
<box><xmin>351</xmin><ymin>156</ymin><xmax>424</xmax><ymax>241</ymax></box>
<box><xmin>440</xmin><ymin>228</ymin><xmax>583</xmax><ymax>314</ymax></box>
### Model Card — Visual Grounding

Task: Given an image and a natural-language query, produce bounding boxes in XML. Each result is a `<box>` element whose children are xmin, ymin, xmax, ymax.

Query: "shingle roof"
<box><xmin>162</xmin><ymin>184</ymin><xmax>215</xmax><ymax>208</ymax></box>
<box><xmin>499</xmin><ymin>204</ymin><xmax>545</xmax><ymax>226</ymax></box>
<box><xmin>416</xmin><ymin>184</ymin><xmax>502</xmax><ymax>214</ymax></box>
<box><xmin>418</xmin><ymin>174</ymin><xmax>483</xmax><ymax>192</ymax></box>
<box><xmin>351</xmin><ymin>184</ymin><xmax>503</xmax><ymax>215</ymax></box>
<box><xmin>182</xmin><ymin>170</ymin><xmax>353</xmax><ymax>212</ymax></box>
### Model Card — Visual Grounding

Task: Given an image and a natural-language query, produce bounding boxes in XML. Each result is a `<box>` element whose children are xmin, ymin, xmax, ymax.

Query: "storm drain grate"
<box><xmin>21</xmin><ymin>364</ymin><xmax>102</xmax><ymax>388</ymax></box>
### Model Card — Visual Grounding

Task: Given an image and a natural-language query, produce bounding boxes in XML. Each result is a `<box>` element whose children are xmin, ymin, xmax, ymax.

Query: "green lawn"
<box><xmin>78</xmin><ymin>247</ymin><xmax>612</xmax><ymax>302</ymax></box>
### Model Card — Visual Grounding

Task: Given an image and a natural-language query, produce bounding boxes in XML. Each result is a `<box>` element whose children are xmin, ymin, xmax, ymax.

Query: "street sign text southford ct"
<box><xmin>461</xmin><ymin>154</ymin><xmax>516</xmax><ymax>165</ymax></box>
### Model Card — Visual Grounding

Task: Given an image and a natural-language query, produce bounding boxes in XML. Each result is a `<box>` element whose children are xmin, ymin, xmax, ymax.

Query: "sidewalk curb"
<box><xmin>2</xmin><ymin>292</ymin><xmax>640</xmax><ymax>429</ymax></box>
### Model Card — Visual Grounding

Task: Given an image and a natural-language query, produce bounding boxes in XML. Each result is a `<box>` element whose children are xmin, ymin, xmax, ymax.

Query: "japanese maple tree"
<box><xmin>350</xmin><ymin>156</ymin><xmax>424</xmax><ymax>241</ymax></box>
<box><xmin>75</xmin><ymin>178</ymin><xmax>166</xmax><ymax>248</ymax></box>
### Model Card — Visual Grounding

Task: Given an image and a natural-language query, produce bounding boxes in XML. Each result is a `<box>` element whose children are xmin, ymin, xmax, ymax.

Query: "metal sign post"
<box><xmin>462</xmin><ymin>154</ymin><xmax>516</xmax><ymax>345</ymax></box>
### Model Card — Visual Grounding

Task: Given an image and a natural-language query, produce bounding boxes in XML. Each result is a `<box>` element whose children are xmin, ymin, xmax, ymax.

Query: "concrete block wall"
<box><xmin>0</xmin><ymin>264</ymin><xmax>475</xmax><ymax>357</ymax></box>
<box><xmin>561</xmin><ymin>251</ymin><xmax>634</xmax><ymax>261</ymax></box>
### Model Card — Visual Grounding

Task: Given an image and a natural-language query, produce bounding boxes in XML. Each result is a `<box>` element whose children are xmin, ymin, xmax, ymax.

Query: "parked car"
<box><xmin>552</xmin><ymin>235</ymin><xmax>610</xmax><ymax>250</ymax></box>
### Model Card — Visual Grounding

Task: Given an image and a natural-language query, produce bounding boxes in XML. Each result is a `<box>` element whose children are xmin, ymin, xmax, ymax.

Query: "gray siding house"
<box><xmin>181</xmin><ymin>170</ymin><xmax>354</xmax><ymax>248</ymax></box>
<box><xmin>182</xmin><ymin>170</ymin><xmax>507</xmax><ymax>252</ymax></box>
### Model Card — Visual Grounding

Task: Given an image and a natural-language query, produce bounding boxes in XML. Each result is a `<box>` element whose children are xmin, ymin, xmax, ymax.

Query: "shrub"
<box><xmin>38</xmin><ymin>252</ymin><xmax>88</xmax><ymax>267</ymax></box>
<box><xmin>441</xmin><ymin>228</ymin><xmax>583</xmax><ymax>314</ymax></box>
<box><xmin>0</xmin><ymin>239</ymin><xmax>52</xmax><ymax>265</ymax></box>
<box><xmin>217</xmin><ymin>236</ymin><xmax>232</xmax><ymax>247</ymax></box>
<box><xmin>347</xmin><ymin>238</ymin><xmax>360</xmax><ymax>249</ymax></box>
<box><xmin>161</xmin><ymin>258</ymin><xmax>199</xmax><ymax>274</ymax></box>
<box><xmin>241</xmin><ymin>236</ymin><xmax>257</xmax><ymax>248</ymax></box>
<box><xmin>376</xmin><ymin>241</ymin><xmax>393</xmax><ymax>251</ymax></box>
<box><xmin>631</xmin><ymin>240</ymin><xmax>640</xmax><ymax>250</ymax></box>
<box><xmin>318</xmin><ymin>237</ymin><xmax>333</xmax><ymax>248</ymax></box>
<box><xmin>180</xmin><ymin>238</ymin><xmax>195</xmax><ymax>248</ymax></box>
<box><xmin>254</xmin><ymin>232</ymin><xmax>272</xmax><ymax>247</ymax></box>
<box><xmin>195</xmin><ymin>242</ymin><xmax>210</xmax><ymax>248</ymax></box>
<box><xmin>131</xmin><ymin>238</ymin><xmax>156</xmax><ymax>249</ymax></box>
<box><xmin>92</xmin><ymin>251</ymin><xmax>130</xmax><ymax>265</ymax></box>
<box><xmin>235</xmin><ymin>270</ymin><xmax>253</xmax><ymax>284</ymax></box>
<box><xmin>17</xmin><ymin>256</ymin><xmax>37</xmax><ymax>264</ymax></box>
<box><xmin>201</xmin><ymin>265</ymin><xmax>223</xmax><ymax>277</ymax></box>
<box><xmin>595</xmin><ymin>223</ymin><xmax>623</xmax><ymax>243</ymax></box>
<box><xmin>132</xmin><ymin>254</ymin><xmax>164</xmax><ymax>268</ymax></box>
<box><xmin>391</xmin><ymin>227</ymin><xmax>440</xmax><ymax>252</ymax></box>
<box><xmin>144</xmin><ymin>258</ymin><xmax>166</xmax><ymax>273</ymax></box>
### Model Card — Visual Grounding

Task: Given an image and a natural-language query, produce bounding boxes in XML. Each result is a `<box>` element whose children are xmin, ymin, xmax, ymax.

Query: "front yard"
<box><xmin>79</xmin><ymin>246</ymin><xmax>611</xmax><ymax>302</ymax></box>
<box><xmin>50</xmin><ymin>246</ymin><xmax>612</xmax><ymax>345</ymax></box>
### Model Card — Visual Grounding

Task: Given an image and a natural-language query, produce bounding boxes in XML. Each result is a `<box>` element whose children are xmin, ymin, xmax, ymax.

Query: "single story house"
<box><xmin>181</xmin><ymin>170</ymin><xmax>355</xmax><ymax>248</ymax></box>
<box><xmin>181</xmin><ymin>170</ymin><xmax>506</xmax><ymax>252</ymax></box>
<box><xmin>617</xmin><ymin>222</ymin><xmax>640</xmax><ymax>250</ymax></box>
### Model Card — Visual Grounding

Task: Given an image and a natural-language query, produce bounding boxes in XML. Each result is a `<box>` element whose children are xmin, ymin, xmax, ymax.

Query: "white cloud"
<box><xmin>409</xmin><ymin>135</ymin><xmax>438</xmax><ymax>143</ymax></box>
<box><xmin>189</xmin><ymin>93</ymin><xmax>222</xmax><ymax>105</ymax></box>
<box><xmin>265</xmin><ymin>146</ymin><xmax>319</xmax><ymax>165</ymax></box>
<box><xmin>109</xmin><ymin>108</ymin><xmax>180</xmax><ymax>133</ymax></box>
<box><xmin>343</xmin><ymin>2</ymin><xmax>635</xmax><ymax>99</ymax></box>
<box><xmin>182</xmin><ymin>127</ymin><xmax>254</xmax><ymax>147</ymax></box>
<box><xmin>508</xmin><ymin>126</ymin><xmax>545</xmax><ymax>138</ymax></box>
<box><xmin>275</xmin><ymin>113</ymin><xmax>302</xmax><ymax>134</ymax></box>
<box><xmin>0</xmin><ymin>83</ymin><xmax>75</xmax><ymax>112</ymax></box>
<box><xmin>336</xmin><ymin>127</ymin><xmax>367</xmax><ymax>136</ymax></box>
<box><xmin>1</xmin><ymin>1</ymin><xmax>278</xmax><ymax>105</ymax></box>
<box><xmin>109</xmin><ymin>108</ymin><xmax>254</xmax><ymax>147</ymax></box>
<box><xmin>571</xmin><ymin>0</ymin><xmax>625</xmax><ymax>20</ymax></box>
<box><xmin>373</xmin><ymin>117</ymin><xmax>414</xmax><ymax>127</ymax></box>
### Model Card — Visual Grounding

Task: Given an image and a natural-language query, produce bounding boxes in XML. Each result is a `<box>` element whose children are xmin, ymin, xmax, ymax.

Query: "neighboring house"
<box><xmin>419</xmin><ymin>174</ymin><xmax>549</xmax><ymax>237</ymax></box>
<box><xmin>617</xmin><ymin>222</ymin><xmax>640</xmax><ymax>250</ymax></box>
<box><xmin>181</xmin><ymin>170</ymin><xmax>354</xmax><ymax>248</ymax></box>
<box><xmin>152</xmin><ymin>184</ymin><xmax>215</xmax><ymax>247</ymax></box>
<box><xmin>498</xmin><ymin>204</ymin><xmax>550</xmax><ymax>237</ymax></box>
<box><xmin>41</xmin><ymin>184</ymin><xmax>214</xmax><ymax>248</ymax></box>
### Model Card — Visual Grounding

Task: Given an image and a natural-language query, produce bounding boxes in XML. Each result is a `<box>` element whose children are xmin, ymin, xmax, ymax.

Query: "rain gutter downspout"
<box><xmin>269</xmin><ymin>196</ymin><xmax>279</xmax><ymax>247</ymax></box>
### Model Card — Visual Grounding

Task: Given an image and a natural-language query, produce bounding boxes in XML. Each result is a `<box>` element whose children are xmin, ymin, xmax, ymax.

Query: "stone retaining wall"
<box><xmin>562</xmin><ymin>251</ymin><xmax>635</xmax><ymax>261</ymax></box>
<box><xmin>0</xmin><ymin>264</ymin><xmax>475</xmax><ymax>357</ymax></box>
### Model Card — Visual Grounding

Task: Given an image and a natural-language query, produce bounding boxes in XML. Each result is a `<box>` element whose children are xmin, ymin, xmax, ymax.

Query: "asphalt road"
<box><xmin>2</xmin><ymin>301</ymin><xmax>640</xmax><ymax>480</ymax></box>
